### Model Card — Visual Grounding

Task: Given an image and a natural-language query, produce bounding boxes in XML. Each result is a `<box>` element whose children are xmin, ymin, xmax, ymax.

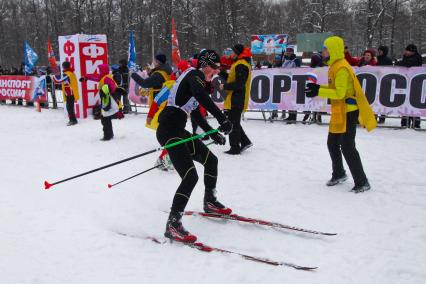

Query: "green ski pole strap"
<box><xmin>163</xmin><ymin>129</ymin><xmax>218</xmax><ymax>150</ymax></box>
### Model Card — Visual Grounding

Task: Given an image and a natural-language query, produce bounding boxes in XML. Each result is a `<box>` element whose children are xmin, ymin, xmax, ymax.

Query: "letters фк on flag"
<box><xmin>171</xmin><ymin>18</ymin><xmax>181</xmax><ymax>68</ymax></box>
<box><xmin>24</xmin><ymin>41</ymin><xmax>38</xmax><ymax>74</ymax></box>
<box><xmin>128</xmin><ymin>30</ymin><xmax>137</xmax><ymax>70</ymax></box>
<box><xmin>47</xmin><ymin>38</ymin><xmax>58</xmax><ymax>73</ymax></box>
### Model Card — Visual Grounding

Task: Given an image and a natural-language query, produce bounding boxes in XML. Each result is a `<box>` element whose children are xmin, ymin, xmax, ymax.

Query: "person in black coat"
<box><xmin>395</xmin><ymin>44</ymin><xmax>422</xmax><ymax>67</ymax></box>
<box><xmin>131</xmin><ymin>54</ymin><xmax>172</xmax><ymax>99</ymax></box>
<box><xmin>221</xmin><ymin>44</ymin><xmax>253</xmax><ymax>155</ymax></box>
<box><xmin>377</xmin><ymin>46</ymin><xmax>393</xmax><ymax>66</ymax></box>
<box><xmin>395</xmin><ymin>44</ymin><xmax>422</xmax><ymax>129</ymax></box>
<box><xmin>113</xmin><ymin>59</ymin><xmax>131</xmax><ymax>113</ymax></box>
<box><xmin>376</xmin><ymin>46</ymin><xmax>393</xmax><ymax>124</ymax></box>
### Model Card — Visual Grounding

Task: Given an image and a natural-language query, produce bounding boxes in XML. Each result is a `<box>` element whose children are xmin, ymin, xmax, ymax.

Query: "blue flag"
<box><xmin>24</xmin><ymin>42</ymin><xmax>38</xmax><ymax>74</ymax></box>
<box><xmin>128</xmin><ymin>30</ymin><xmax>137</xmax><ymax>71</ymax></box>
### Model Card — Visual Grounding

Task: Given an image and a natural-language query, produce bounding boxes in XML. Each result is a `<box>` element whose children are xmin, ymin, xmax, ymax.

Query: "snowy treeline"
<box><xmin>0</xmin><ymin>0</ymin><xmax>424</xmax><ymax>66</ymax></box>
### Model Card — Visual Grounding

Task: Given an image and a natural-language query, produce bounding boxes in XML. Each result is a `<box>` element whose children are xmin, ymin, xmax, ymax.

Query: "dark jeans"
<box><xmin>101</xmin><ymin>115</ymin><xmax>114</xmax><ymax>139</ymax></box>
<box><xmin>156</xmin><ymin>124</ymin><xmax>218</xmax><ymax>214</ymax></box>
<box><xmin>66</xmin><ymin>96</ymin><xmax>77</xmax><ymax>122</ymax></box>
<box><xmin>327</xmin><ymin>110</ymin><xmax>368</xmax><ymax>186</ymax></box>
<box><xmin>227</xmin><ymin>108</ymin><xmax>251</xmax><ymax>148</ymax></box>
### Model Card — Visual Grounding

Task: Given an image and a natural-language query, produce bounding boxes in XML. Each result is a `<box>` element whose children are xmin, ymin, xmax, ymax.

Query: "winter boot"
<box><xmin>326</xmin><ymin>173</ymin><xmax>348</xmax><ymax>186</ymax></box>
<box><xmin>67</xmin><ymin>120</ymin><xmax>78</xmax><ymax>126</ymax></box>
<box><xmin>240</xmin><ymin>141</ymin><xmax>253</xmax><ymax>153</ymax></box>
<box><xmin>204</xmin><ymin>189</ymin><xmax>232</xmax><ymax>215</ymax></box>
<box><xmin>100</xmin><ymin>135</ymin><xmax>113</xmax><ymax>141</ymax></box>
<box><xmin>164</xmin><ymin>211</ymin><xmax>197</xmax><ymax>243</ymax></box>
<box><xmin>225</xmin><ymin>146</ymin><xmax>241</xmax><ymax>155</ymax></box>
<box><xmin>350</xmin><ymin>181</ymin><xmax>371</xmax><ymax>193</ymax></box>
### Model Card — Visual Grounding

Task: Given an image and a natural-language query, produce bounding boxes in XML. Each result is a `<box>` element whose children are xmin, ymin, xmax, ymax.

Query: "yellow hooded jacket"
<box><xmin>319</xmin><ymin>36</ymin><xmax>377</xmax><ymax>133</ymax></box>
<box><xmin>224</xmin><ymin>59</ymin><xmax>252</xmax><ymax>112</ymax></box>
<box><xmin>62</xmin><ymin>71</ymin><xmax>79</xmax><ymax>102</ymax></box>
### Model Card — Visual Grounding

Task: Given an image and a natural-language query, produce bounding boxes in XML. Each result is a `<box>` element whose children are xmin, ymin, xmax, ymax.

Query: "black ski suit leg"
<box><xmin>191</xmin><ymin>138</ymin><xmax>218</xmax><ymax>199</ymax></box>
<box><xmin>157</xmin><ymin>127</ymin><xmax>199</xmax><ymax>214</ymax></box>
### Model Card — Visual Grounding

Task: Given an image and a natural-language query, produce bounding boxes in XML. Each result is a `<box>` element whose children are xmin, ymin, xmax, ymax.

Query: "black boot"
<box><xmin>164</xmin><ymin>211</ymin><xmax>197</xmax><ymax>243</ymax></box>
<box><xmin>350</xmin><ymin>181</ymin><xmax>371</xmax><ymax>193</ymax></box>
<box><xmin>225</xmin><ymin>146</ymin><xmax>241</xmax><ymax>155</ymax></box>
<box><xmin>240</xmin><ymin>142</ymin><xmax>253</xmax><ymax>153</ymax></box>
<box><xmin>326</xmin><ymin>173</ymin><xmax>348</xmax><ymax>186</ymax></box>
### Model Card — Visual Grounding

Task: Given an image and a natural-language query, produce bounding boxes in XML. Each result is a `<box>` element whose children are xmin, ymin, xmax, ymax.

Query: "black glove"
<box><xmin>210</xmin><ymin>132</ymin><xmax>226</xmax><ymax>145</ymax></box>
<box><xmin>305</xmin><ymin>83</ymin><xmax>320</xmax><ymax>98</ymax></box>
<box><xmin>79</xmin><ymin>77</ymin><xmax>86</xmax><ymax>82</ymax></box>
<box><xmin>219</xmin><ymin>119</ymin><xmax>233</xmax><ymax>135</ymax></box>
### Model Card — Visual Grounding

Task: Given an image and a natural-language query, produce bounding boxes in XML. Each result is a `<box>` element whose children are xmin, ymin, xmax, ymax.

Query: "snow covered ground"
<box><xmin>1</xmin><ymin>105</ymin><xmax>425</xmax><ymax>284</ymax></box>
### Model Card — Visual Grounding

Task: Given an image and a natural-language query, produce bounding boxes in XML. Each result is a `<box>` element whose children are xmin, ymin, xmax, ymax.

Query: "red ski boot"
<box><xmin>164</xmin><ymin>212</ymin><xmax>197</xmax><ymax>243</ymax></box>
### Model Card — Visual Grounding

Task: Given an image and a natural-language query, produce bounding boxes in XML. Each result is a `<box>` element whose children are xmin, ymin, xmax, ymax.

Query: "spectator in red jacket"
<box><xmin>345</xmin><ymin>47</ymin><xmax>377</xmax><ymax>67</ymax></box>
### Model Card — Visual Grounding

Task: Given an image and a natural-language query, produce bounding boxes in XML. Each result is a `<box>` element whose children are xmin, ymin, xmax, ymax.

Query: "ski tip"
<box><xmin>298</xmin><ymin>266</ymin><xmax>318</xmax><ymax>271</ymax></box>
<box><xmin>44</xmin><ymin>180</ymin><xmax>53</xmax><ymax>190</ymax></box>
<box><xmin>107</xmin><ymin>184</ymin><xmax>112</xmax><ymax>189</ymax></box>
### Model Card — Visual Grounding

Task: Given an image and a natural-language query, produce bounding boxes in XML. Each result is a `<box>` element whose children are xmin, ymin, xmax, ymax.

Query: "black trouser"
<box><xmin>401</xmin><ymin>116</ymin><xmax>421</xmax><ymax>128</ymax></box>
<box><xmin>101</xmin><ymin>115</ymin><xmax>114</xmax><ymax>139</ymax></box>
<box><xmin>157</xmin><ymin>124</ymin><xmax>218</xmax><ymax>214</ymax></box>
<box><xmin>286</xmin><ymin>111</ymin><xmax>297</xmax><ymax>121</ymax></box>
<box><xmin>327</xmin><ymin>110</ymin><xmax>368</xmax><ymax>186</ymax></box>
<box><xmin>122</xmin><ymin>89</ymin><xmax>131</xmax><ymax>112</ymax></box>
<box><xmin>227</xmin><ymin>108</ymin><xmax>251</xmax><ymax>148</ymax></box>
<box><xmin>66</xmin><ymin>96</ymin><xmax>77</xmax><ymax>122</ymax></box>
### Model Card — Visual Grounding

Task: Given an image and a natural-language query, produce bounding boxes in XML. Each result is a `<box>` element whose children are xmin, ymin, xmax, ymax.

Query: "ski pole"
<box><xmin>44</xmin><ymin>129</ymin><xmax>219</xmax><ymax>190</ymax></box>
<box><xmin>107</xmin><ymin>141</ymin><xmax>216</xmax><ymax>189</ymax></box>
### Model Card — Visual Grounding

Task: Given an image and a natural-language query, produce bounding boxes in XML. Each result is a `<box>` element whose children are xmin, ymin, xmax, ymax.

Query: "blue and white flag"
<box><xmin>24</xmin><ymin>42</ymin><xmax>39</xmax><ymax>74</ymax></box>
<box><xmin>31</xmin><ymin>75</ymin><xmax>46</xmax><ymax>101</ymax></box>
<box><xmin>128</xmin><ymin>30</ymin><xmax>137</xmax><ymax>71</ymax></box>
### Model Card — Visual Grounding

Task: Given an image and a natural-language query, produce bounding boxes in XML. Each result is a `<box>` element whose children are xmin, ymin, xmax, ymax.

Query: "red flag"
<box><xmin>171</xmin><ymin>18</ymin><xmax>181</xmax><ymax>69</ymax></box>
<box><xmin>47</xmin><ymin>38</ymin><xmax>58</xmax><ymax>73</ymax></box>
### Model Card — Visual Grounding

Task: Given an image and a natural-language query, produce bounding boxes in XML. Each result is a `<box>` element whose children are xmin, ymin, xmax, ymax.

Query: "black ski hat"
<box><xmin>232</xmin><ymin>44</ymin><xmax>244</xmax><ymax>55</ymax></box>
<box><xmin>62</xmin><ymin>61</ymin><xmax>70</xmax><ymax>69</ymax></box>
<box><xmin>405</xmin><ymin>44</ymin><xmax>418</xmax><ymax>53</ymax></box>
<box><xmin>155</xmin><ymin>53</ymin><xmax>167</xmax><ymax>64</ymax></box>
<box><xmin>198</xmin><ymin>49</ymin><xmax>220</xmax><ymax>69</ymax></box>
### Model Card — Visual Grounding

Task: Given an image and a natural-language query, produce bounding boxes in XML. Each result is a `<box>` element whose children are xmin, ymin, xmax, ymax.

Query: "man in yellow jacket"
<box><xmin>305</xmin><ymin>36</ymin><xmax>377</xmax><ymax>193</ymax></box>
<box><xmin>221</xmin><ymin>44</ymin><xmax>253</xmax><ymax>155</ymax></box>
<box><xmin>52</xmin><ymin>61</ymin><xmax>79</xmax><ymax>126</ymax></box>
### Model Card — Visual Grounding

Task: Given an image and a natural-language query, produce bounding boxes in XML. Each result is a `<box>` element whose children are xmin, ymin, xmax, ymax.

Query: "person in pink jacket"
<box><xmin>81</xmin><ymin>64</ymin><xmax>122</xmax><ymax>140</ymax></box>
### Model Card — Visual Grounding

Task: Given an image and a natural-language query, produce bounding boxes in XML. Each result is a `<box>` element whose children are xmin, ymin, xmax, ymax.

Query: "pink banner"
<box><xmin>0</xmin><ymin>75</ymin><xmax>46</xmax><ymax>102</ymax></box>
